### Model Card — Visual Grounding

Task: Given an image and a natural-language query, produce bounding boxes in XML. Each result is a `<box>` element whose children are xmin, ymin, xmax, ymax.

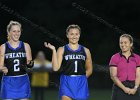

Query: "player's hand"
<box><xmin>27</xmin><ymin>60</ymin><xmax>34</xmax><ymax>68</ymax></box>
<box><xmin>0</xmin><ymin>67</ymin><xmax>8</xmax><ymax>75</ymax></box>
<box><xmin>123</xmin><ymin>87</ymin><xmax>131</xmax><ymax>94</ymax></box>
<box><xmin>129</xmin><ymin>88</ymin><xmax>137</xmax><ymax>95</ymax></box>
<box><xmin>44</xmin><ymin>42</ymin><xmax>55</xmax><ymax>51</ymax></box>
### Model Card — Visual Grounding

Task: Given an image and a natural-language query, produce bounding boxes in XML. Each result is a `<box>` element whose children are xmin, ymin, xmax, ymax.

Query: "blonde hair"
<box><xmin>7</xmin><ymin>35</ymin><xmax>10</xmax><ymax>41</ymax></box>
<box><xmin>7</xmin><ymin>20</ymin><xmax>22</xmax><ymax>33</ymax></box>
<box><xmin>7</xmin><ymin>20</ymin><xmax>22</xmax><ymax>40</ymax></box>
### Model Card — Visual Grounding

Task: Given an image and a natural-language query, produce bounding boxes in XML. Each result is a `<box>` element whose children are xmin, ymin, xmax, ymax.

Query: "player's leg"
<box><xmin>62</xmin><ymin>96</ymin><xmax>72</xmax><ymax>100</ymax></box>
<box><xmin>3</xmin><ymin>99</ymin><xmax>13</xmax><ymax>100</ymax></box>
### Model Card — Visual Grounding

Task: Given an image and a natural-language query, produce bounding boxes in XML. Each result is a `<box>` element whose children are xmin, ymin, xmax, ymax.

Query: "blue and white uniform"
<box><xmin>59</xmin><ymin>44</ymin><xmax>89</xmax><ymax>100</ymax></box>
<box><xmin>1</xmin><ymin>41</ymin><xmax>31</xmax><ymax>99</ymax></box>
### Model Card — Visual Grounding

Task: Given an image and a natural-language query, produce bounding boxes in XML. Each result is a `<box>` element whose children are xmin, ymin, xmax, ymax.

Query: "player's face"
<box><xmin>8</xmin><ymin>25</ymin><xmax>21</xmax><ymax>42</ymax></box>
<box><xmin>67</xmin><ymin>28</ymin><xmax>80</xmax><ymax>44</ymax></box>
<box><xmin>119</xmin><ymin>37</ymin><xmax>132</xmax><ymax>52</ymax></box>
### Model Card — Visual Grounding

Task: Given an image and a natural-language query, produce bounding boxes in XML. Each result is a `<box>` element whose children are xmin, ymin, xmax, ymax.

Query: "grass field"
<box><xmin>31</xmin><ymin>89</ymin><xmax>112</xmax><ymax>100</ymax></box>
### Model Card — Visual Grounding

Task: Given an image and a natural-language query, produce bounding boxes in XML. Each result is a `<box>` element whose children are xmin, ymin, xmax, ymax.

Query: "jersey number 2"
<box><xmin>74</xmin><ymin>61</ymin><xmax>78</xmax><ymax>73</ymax></box>
<box><xmin>14</xmin><ymin>59</ymin><xmax>20</xmax><ymax>72</ymax></box>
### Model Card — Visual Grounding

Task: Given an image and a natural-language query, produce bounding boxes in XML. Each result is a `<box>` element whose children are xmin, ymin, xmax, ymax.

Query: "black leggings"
<box><xmin>111</xmin><ymin>81</ymin><xmax>140</xmax><ymax>100</ymax></box>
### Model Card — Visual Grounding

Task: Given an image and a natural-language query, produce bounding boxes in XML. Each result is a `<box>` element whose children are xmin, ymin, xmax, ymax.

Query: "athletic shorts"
<box><xmin>1</xmin><ymin>74</ymin><xmax>31</xmax><ymax>99</ymax></box>
<box><xmin>59</xmin><ymin>74</ymin><xmax>89</xmax><ymax>100</ymax></box>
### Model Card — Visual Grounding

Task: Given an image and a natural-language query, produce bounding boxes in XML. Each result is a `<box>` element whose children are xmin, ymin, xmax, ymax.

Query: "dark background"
<box><xmin>0</xmin><ymin>0</ymin><xmax>140</xmax><ymax>89</ymax></box>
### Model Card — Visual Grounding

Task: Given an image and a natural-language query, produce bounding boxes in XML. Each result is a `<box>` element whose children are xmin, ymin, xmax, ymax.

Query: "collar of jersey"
<box><xmin>6</xmin><ymin>41</ymin><xmax>22</xmax><ymax>51</ymax></box>
<box><xmin>66</xmin><ymin>44</ymin><xmax>81</xmax><ymax>52</ymax></box>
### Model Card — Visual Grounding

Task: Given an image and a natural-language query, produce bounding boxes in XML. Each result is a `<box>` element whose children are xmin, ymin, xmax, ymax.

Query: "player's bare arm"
<box><xmin>24</xmin><ymin>43</ymin><xmax>34</xmax><ymax>68</ymax></box>
<box><xmin>44</xmin><ymin>42</ymin><xmax>64</xmax><ymax>71</ymax></box>
<box><xmin>56</xmin><ymin>47</ymin><xmax>64</xmax><ymax>71</ymax></box>
<box><xmin>85</xmin><ymin>47</ymin><xmax>93</xmax><ymax>78</ymax></box>
<box><xmin>110</xmin><ymin>67</ymin><xmax>131</xmax><ymax>94</ymax></box>
<box><xmin>0</xmin><ymin>44</ymin><xmax>8</xmax><ymax>74</ymax></box>
<box><xmin>24</xmin><ymin>43</ymin><xmax>32</xmax><ymax>64</ymax></box>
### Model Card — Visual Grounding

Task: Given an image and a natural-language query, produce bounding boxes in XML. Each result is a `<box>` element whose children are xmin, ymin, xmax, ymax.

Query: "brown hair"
<box><xmin>66</xmin><ymin>24</ymin><xmax>81</xmax><ymax>35</ymax></box>
<box><xmin>120</xmin><ymin>34</ymin><xmax>134</xmax><ymax>52</ymax></box>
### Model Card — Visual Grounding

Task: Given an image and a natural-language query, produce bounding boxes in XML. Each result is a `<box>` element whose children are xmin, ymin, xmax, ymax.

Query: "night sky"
<box><xmin>0</xmin><ymin>0</ymin><xmax>140</xmax><ymax>88</ymax></box>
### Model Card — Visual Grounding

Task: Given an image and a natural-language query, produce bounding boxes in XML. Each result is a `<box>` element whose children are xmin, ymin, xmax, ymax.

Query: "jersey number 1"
<box><xmin>14</xmin><ymin>59</ymin><xmax>20</xmax><ymax>72</ymax></box>
<box><xmin>74</xmin><ymin>61</ymin><xmax>78</xmax><ymax>73</ymax></box>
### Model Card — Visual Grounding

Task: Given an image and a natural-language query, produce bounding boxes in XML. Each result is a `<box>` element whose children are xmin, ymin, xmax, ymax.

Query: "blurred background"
<box><xmin>0</xmin><ymin>0</ymin><xmax>140</xmax><ymax>100</ymax></box>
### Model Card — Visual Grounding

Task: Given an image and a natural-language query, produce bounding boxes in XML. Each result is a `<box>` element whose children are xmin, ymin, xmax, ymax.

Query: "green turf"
<box><xmin>89</xmin><ymin>89</ymin><xmax>112</xmax><ymax>100</ymax></box>
<box><xmin>31</xmin><ymin>89</ymin><xmax>112</xmax><ymax>100</ymax></box>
